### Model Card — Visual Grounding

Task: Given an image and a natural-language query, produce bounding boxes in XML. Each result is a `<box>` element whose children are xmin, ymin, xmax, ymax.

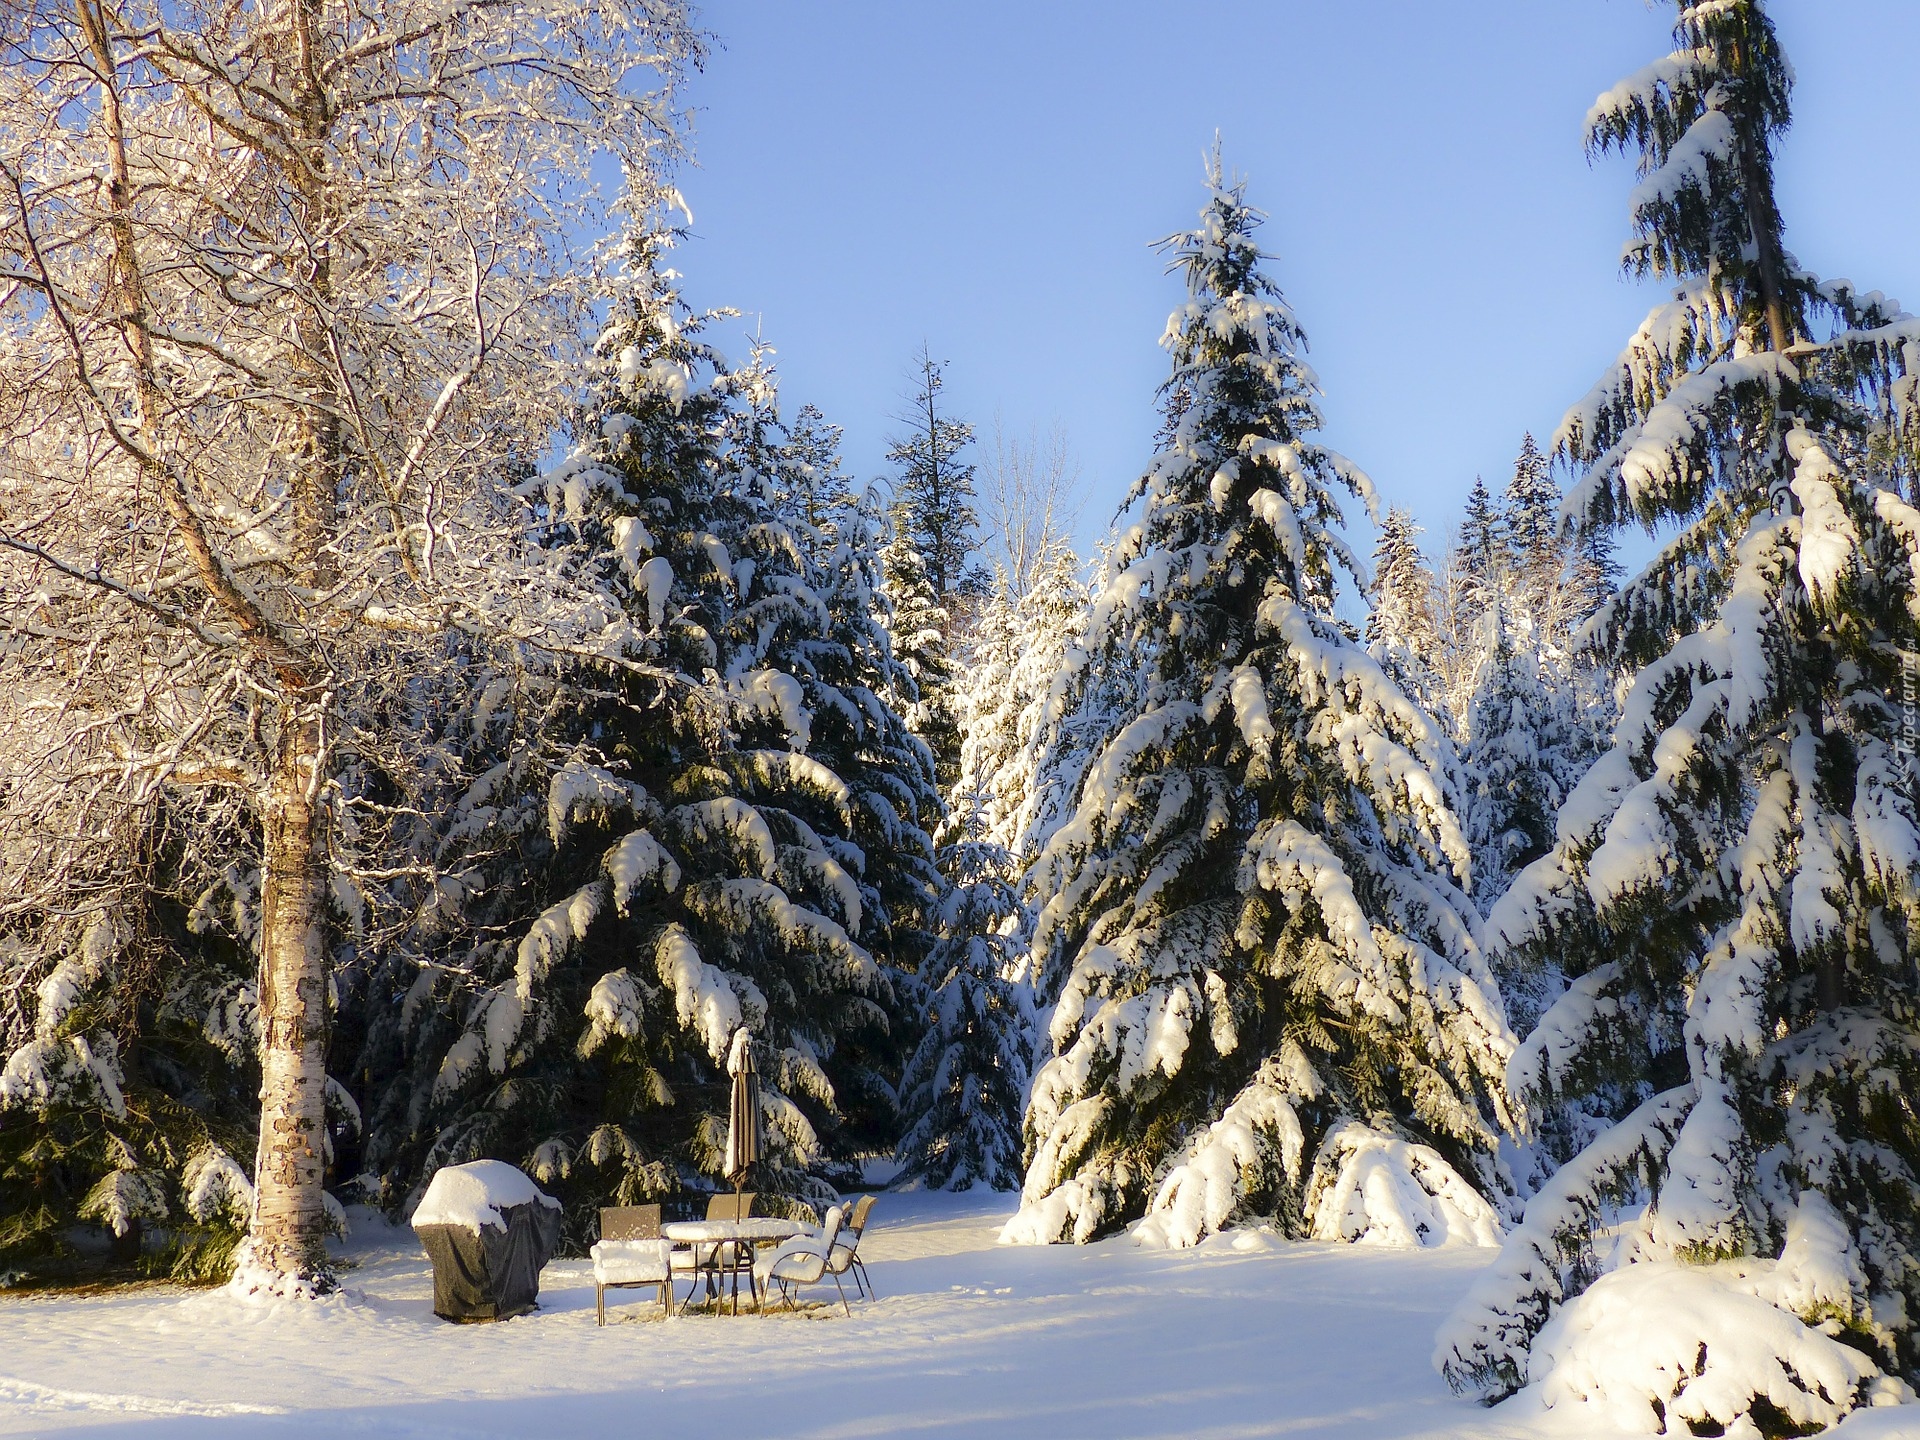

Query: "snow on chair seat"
<box><xmin>591</xmin><ymin>1240</ymin><xmax>673</xmax><ymax>1283</ymax></box>
<box><xmin>592</xmin><ymin>1205</ymin><xmax>673</xmax><ymax>1324</ymax></box>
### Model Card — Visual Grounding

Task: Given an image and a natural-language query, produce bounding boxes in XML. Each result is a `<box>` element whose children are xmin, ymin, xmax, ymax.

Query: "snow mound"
<box><xmin>1530</xmin><ymin>1263</ymin><xmax>1909</xmax><ymax>1436</ymax></box>
<box><xmin>410</xmin><ymin>1160</ymin><xmax>559</xmax><ymax>1233</ymax></box>
<box><xmin>0</xmin><ymin>1374</ymin><xmax>287</xmax><ymax>1419</ymax></box>
<box><xmin>1306</xmin><ymin>1124</ymin><xmax>1504</xmax><ymax>1249</ymax></box>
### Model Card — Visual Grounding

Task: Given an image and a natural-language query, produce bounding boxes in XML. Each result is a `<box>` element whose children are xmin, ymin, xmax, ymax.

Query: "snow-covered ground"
<box><xmin>0</xmin><ymin>1192</ymin><xmax>1912</xmax><ymax>1439</ymax></box>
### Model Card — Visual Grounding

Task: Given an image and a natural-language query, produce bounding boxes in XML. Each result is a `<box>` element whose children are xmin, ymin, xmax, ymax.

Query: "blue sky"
<box><xmin>666</xmin><ymin>1</ymin><xmax>1920</xmax><ymax>571</ymax></box>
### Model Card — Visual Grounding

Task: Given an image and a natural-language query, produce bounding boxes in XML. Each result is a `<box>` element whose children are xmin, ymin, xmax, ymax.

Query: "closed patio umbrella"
<box><xmin>724</xmin><ymin>1027</ymin><xmax>761</xmax><ymax>1196</ymax></box>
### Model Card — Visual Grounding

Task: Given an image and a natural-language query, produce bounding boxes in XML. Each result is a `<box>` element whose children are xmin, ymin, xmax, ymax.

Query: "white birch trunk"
<box><xmin>248</xmin><ymin>704</ymin><xmax>335</xmax><ymax>1290</ymax></box>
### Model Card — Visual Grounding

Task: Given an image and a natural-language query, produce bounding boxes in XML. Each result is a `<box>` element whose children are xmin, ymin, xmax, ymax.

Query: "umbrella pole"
<box><xmin>729</xmin><ymin>1167</ymin><xmax>753</xmax><ymax>1311</ymax></box>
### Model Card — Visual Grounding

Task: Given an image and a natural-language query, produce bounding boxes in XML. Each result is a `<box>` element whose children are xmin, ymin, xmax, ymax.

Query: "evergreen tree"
<box><xmin>356</xmin><ymin>220</ymin><xmax>940</xmax><ymax>1228</ymax></box>
<box><xmin>1454</xmin><ymin>606</ymin><xmax>1606</xmax><ymax>927</ymax></box>
<box><xmin>1500</xmin><ymin>433</ymin><xmax>1569</xmax><ymax>629</ymax></box>
<box><xmin>895</xmin><ymin>546</ymin><xmax>1090</xmax><ymax>1190</ymax></box>
<box><xmin>880</xmin><ymin>518</ymin><xmax>962</xmax><ymax>794</ymax></box>
<box><xmin>780</xmin><ymin>403</ymin><xmax>856</xmax><ymax>536</ymax></box>
<box><xmin>1570</xmin><ymin>522</ymin><xmax>1625</xmax><ymax>623</ymax></box>
<box><xmin>894</xmin><ymin>796</ymin><xmax>1031</xmax><ymax>1192</ymax></box>
<box><xmin>728</xmin><ymin>362</ymin><xmax>948</xmax><ymax>1152</ymax></box>
<box><xmin>1000</xmin><ymin>543</ymin><xmax>1141</xmax><ymax>994</ymax></box>
<box><xmin>0</xmin><ymin>862</ymin><xmax>273</xmax><ymax>1281</ymax></box>
<box><xmin>1367</xmin><ymin>508</ymin><xmax>1439</xmax><ymax>652</ymax></box>
<box><xmin>881</xmin><ymin>351</ymin><xmax>980</xmax><ymax>789</ymax></box>
<box><xmin>1005</xmin><ymin>160</ymin><xmax>1514</xmax><ymax>1250</ymax></box>
<box><xmin>1366</xmin><ymin>506</ymin><xmax>1446</xmax><ymax>714</ymax></box>
<box><xmin>1430</xmin><ymin>477</ymin><xmax>1518</xmax><ymax>717</ymax></box>
<box><xmin>1458</xmin><ymin>608</ymin><xmax>1557</xmax><ymax>896</ymax></box>
<box><xmin>885</xmin><ymin>349</ymin><xmax>981</xmax><ymax>603</ymax></box>
<box><xmin>1454</xmin><ymin>475</ymin><xmax>1511</xmax><ymax>616</ymax></box>
<box><xmin>1454</xmin><ymin>437</ymin><xmax>1615</xmax><ymax>925</ymax></box>
<box><xmin>946</xmin><ymin>546</ymin><xmax>1090</xmax><ymax>864</ymax></box>
<box><xmin>1439</xmin><ymin>4</ymin><xmax>1920</xmax><ymax>1425</ymax></box>
<box><xmin>1501</xmin><ymin>435</ymin><xmax>1557</xmax><ymax>560</ymax></box>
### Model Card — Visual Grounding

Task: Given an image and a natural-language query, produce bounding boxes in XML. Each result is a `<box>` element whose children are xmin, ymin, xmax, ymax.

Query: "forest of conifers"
<box><xmin>1</xmin><ymin>0</ymin><xmax>1915</xmax><ymax>1427</ymax></box>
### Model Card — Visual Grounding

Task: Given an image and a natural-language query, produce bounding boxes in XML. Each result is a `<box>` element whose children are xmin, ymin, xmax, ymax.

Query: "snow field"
<box><xmin>0</xmin><ymin>1192</ymin><xmax>1908</xmax><ymax>1439</ymax></box>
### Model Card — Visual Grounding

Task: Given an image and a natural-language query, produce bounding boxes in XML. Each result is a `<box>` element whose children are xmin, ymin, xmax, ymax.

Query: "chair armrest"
<box><xmin>753</xmin><ymin>1234</ymin><xmax>823</xmax><ymax>1283</ymax></box>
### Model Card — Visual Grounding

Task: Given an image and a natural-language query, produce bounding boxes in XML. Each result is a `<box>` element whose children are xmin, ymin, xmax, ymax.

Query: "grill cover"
<box><xmin>411</xmin><ymin>1161</ymin><xmax>562</xmax><ymax>1323</ymax></box>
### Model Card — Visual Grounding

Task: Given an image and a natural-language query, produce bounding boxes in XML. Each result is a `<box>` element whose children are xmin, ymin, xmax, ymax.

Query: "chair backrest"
<box><xmin>705</xmin><ymin>1191</ymin><xmax>755</xmax><ymax>1223</ymax></box>
<box><xmin>847</xmin><ymin>1194</ymin><xmax>876</xmax><ymax>1235</ymax></box>
<box><xmin>600</xmin><ymin>1203</ymin><xmax>662</xmax><ymax>1241</ymax></box>
<box><xmin>778</xmin><ymin>1205</ymin><xmax>841</xmax><ymax>1286</ymax></box>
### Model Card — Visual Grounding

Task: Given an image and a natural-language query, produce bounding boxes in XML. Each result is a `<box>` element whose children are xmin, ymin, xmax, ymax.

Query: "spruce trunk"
<box><xmin>249</xmin><ymin>704</ymin><xmax>335</xmax><ymax>1289</ymax></box>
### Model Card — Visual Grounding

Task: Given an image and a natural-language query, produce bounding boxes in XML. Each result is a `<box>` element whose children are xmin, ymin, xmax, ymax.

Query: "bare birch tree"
<box><xmin>978</xmin><ymin>419</ymin><xmax>1083</xmax><ymax>598</ymax></box>
<box><xmin>0</xmin><ymin>0</ymin><xmax>699</xmax><ymax>1293</ymax></box>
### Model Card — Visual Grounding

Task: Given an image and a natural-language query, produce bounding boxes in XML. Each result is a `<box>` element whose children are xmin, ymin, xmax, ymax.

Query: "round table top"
<box><xmin>660</xmin><ymin>1217</ymin><xmax>810</xmax><ymax>1244</ymax></box>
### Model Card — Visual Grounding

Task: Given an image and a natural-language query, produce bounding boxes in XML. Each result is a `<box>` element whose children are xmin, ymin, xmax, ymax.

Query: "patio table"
<box><xmin>661</xmin><ymin>1218</ymin><xmax>810</xmax><ymax>1313</ymax></box>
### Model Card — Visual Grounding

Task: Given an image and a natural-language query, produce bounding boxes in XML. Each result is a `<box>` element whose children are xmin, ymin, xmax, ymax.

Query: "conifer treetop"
<box><xmin>885</xmin><ymin>348</ymin><xmax>981</xmax><ymax>602</ymax></box>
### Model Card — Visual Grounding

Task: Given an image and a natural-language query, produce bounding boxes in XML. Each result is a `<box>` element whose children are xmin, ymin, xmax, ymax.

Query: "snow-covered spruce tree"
<box><xmin>1005</xmin><ymin>161</ymin><xmax>1514</xmax><ymax>1250</ymax></box>
<box><xmin>881</xmin><ymin>350</ymin><xmax>982</xmax><ymax>790</ymax></box>
<box><xmin>1502</xmin><ymin>435</ymin><xmax>1560</xmax><ymax>612</ymax></box>
<box><xmin>1442</xmin><ymin>433</ymin><xmax>1617</xmax><ymax>930</ymax></box>
<box><xmin>886</xmin><ymin>349</ymin><xmax>982</xmax><ymax>605</ymax></box>
<box><xmin>1572</xmin><ymin>521</ymin><xmax>1626</xmax><ymax>622</ymax></box>
<box><xmin>945</xmin><ymin>546</ymin><xmax>1090</xmax><ymax>865</ymax></box>
<box><xmin>880</xmin><ymin>514</ymin><xmax>963</xmax><ymax>794</ymax></box>
<box><xmin>1456</xmin><ymin>442</ymin><xmax>1616</xmax><ymax>915</ymax></box>
<box><xmin>780</xmin><ymin>404</ymin><xmax>858</xmax><ymax>537</ymax></box>
<box><xmin>1015</xmin><ymin>543</ymin><xmax>1140</xmax><ymax>892</ymax></box>
<box><xmin>1366</xmin><ymin>506</ymin><xmax>1447</xmax><ymax>716</ymax></box>
<box><xmin>894</xmin><ymin>793</ymin><xmax>1031</xmax><ymax>1192</ymax></box>
<box><xmin>892</xmin><ymin>589</ymin><xmax>1027</xmax><ymax>1191</ymax></box>
<box><xmin>732</xmin><ymin>354</ymin><xmax>946</xmax><ymax>1154</ymax></box>
<box><xmin>1457</xmin><ymin>610</ymin><xmax>1560</xmax><ymax>900</ymax></box>
<box><xmin>895</xmin><ymin>544</ymin><xmax>1089</xmax><ymax>1190</ymax></box>
<box><xmin>1430</xmin><ymin>479</ymin><xmax>1517</xmax><ymax>722</ymax></box>
<box><xmin>361</xmin><ymin>224</ymin><xmax>941</xmax><ymax>1227</ymax></box>
<box><xmin>0</xmin><ymin>0</ymin><xmax>697</xmax><ymax>1292</ymax></box>
<box><xmin>0</xmin><ymin>851</ymin><xmax>265</xmax><ymax>1280</ymax></box>
<box><xmin>1453</xmin><ymin>477</ymin><xmax>1512</xmax><ymax>622</ymax></box>
<box><xmin>1500</xmin><ymin>431</ymin><xmax>1620</xmax><ymax>657</ymax></box>
<box><xmin>1437</xmin><ymin>4</ymin><xmax>1920</xmax><ymax>1428</ymax></box>
<box><xmin>1454</xmin><ymin>606</ymin><xmax>1609</xmax><ymax>938</ymax></box>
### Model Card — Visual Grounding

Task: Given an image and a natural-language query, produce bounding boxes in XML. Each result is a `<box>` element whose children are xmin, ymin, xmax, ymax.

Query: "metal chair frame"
<box><xmin>757</xmin><ymin>1205</ymin><xmax>851</xmax><ymax>1317</ymax></box>
<box><xmin>826</xmin><ymin>1193</ymin><xmax>877</xmax><ymax>1300</ymax></box>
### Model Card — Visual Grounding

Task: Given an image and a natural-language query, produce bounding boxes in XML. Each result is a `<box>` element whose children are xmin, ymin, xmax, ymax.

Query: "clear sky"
<box><xmin>665</xmin><ymin>1</ymin><xmax>1920</xmax><ymax>573</ymax></box>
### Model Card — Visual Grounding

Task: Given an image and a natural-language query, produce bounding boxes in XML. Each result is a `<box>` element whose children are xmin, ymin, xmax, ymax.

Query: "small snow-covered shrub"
<box><xmin>1530</xmin><ymin>1261</ymin><xmax>1907</xmax><ymax>1436</ymax></box>
<box><xmin>1519</xmin><ymin>1197</ymin><xmax>1917</xmax><ymax>1433</ymax></box>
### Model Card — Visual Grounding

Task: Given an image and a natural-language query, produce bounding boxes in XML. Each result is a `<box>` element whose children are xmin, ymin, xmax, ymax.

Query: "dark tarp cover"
<box><xmin>412</xmin><ymin>1162</ymin><xmax>562</xmax><ymax>1323</ymax></box>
